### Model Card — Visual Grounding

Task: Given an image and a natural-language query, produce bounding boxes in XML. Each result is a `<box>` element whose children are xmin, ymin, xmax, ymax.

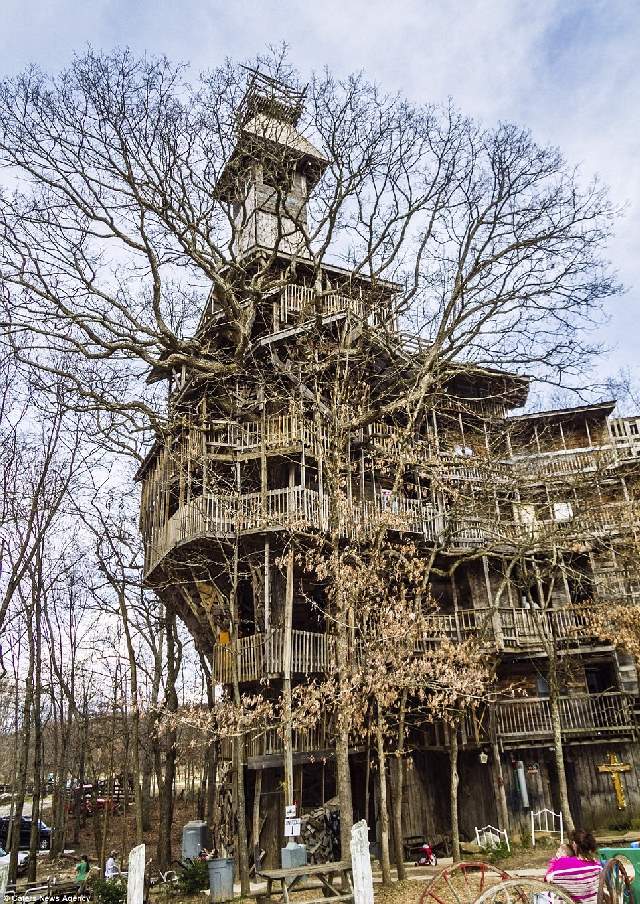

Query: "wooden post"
<box><xmin>264</xmin><ymin>541</ymin><xmax>271</xmax><ymax>633</ymax></box>
<box><xmin>127</xmin><ymin>844</ymin><xmax>146</xmax><ymax>904</ymax></box>
<box><xmin>0</xmin><ymin>865</ymin><xmax>9</xmax><ymax>904</ymax></box>
<box><xmin>252</xmin><ymin>770</ymin><xmax>263</xmax><ymax>855</ymax></box>
<box><xmin>283</xmin><ymin>549</ymin><xmax>295</xmax><ymax>810</ymax></box>
<box><xmin>490</xmin><ymin>742</ymin><xmax>510</xmax><ymax>830</ymax></box>
<box><xmin>483</xmin><ymin>556</ymin><xmax>504</xmax><ymax>649</ymax></box>
<box><xmin>350</xmin><ymin>820</ymin><xmax>374</xmax><ymax>904</ymax></box>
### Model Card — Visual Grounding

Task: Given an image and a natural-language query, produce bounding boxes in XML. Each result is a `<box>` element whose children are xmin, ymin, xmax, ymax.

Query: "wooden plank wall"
<box><xmin>501</xmin><ymin>743</ymin><xmax>640</xmax><ymax>830</ymax></box>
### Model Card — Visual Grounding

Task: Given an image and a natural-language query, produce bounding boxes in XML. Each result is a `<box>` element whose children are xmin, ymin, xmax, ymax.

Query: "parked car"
<box><xmin>0</xmin><ymin>846</ymin><xmax>30</xmax><ymax>876</ymax></box>
<box><xmin>0</xmin><ymin>816</ymin><xmax>51</xmax><ymax>851</ymax></box>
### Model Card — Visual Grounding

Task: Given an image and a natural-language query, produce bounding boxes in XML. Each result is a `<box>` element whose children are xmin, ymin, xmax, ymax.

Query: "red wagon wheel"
<box><xmin>420</xmin><ymin>862</ymin><xmax>511</xmax><ymax>904</ymax></box>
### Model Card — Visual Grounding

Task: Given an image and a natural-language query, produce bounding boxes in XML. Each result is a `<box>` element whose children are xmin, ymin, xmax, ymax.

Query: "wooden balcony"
<box><xmin>593</xmin><ymin>569</ymin><xmax>640</xmax><ymax>604</ymax></box>
<box><xmin>145</xmin><ymin>487</ymin><xmax>328</xmax><ymax>573</ymax></box>
<box><xmin>212</xmin><ymin>608</ymin><xmax>599</xmax><ymax>688</ymax></box>
<box><xmin>495</xmin><ymin>692</ymin><xmax>635</xmax><ymax>744</ymax></box>
<box><xmin>205</xmin><ymin>410</ymin><xmax>325</xmax><ymax>455</ymax></box>
<box><xmin>279</xmin><ymin>284</ymin><xmax>367</xmax><ymax>324</ymax></box>
<box><xmin>509</xmin><ymin>446</ymin><xmax>616</xmax><ymax>480</ymax></box>
<box><xmin>610</xmin><ymin>417</ymin><xmax>640</xmax><ymax>460</ymax></box>
<box><xmin>497</xmin><ymin>607</ymin><xmax>591</xmax><ymax>648</ymax></box>
<box><xmin>348</xmin><ymin>495</ymin><xmax>444</xmax><ymax>540</ymax></box>
<box><xmin>213</xmin><ymin>630</ymin><xmax>335</xmax><ymax>683</ymax></box>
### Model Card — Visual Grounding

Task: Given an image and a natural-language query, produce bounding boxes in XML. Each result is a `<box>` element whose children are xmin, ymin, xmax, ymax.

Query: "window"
<box><xmin>553</xmin><ymin>501</ymin><xmax>573</xmax><ymax>522</ymax></box>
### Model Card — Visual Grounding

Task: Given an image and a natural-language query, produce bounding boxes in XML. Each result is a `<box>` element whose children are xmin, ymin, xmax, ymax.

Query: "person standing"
<box><xmin>105</xmin><ymin>851</ymin><xmax>120</xmax><ymax>880</ymax></box>
<box><xmin>75</xmin><ymin>855</ymin><xmax>90</xmax><ymax>893</ymax></box>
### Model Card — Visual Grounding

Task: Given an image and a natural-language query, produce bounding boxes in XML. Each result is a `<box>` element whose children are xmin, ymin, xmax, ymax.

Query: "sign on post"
<box><xmin>284</xmin><ymin>817</ymin><xmax>302</xmax><ymax>837</ymax></box>
<box><xmin>127</xmin><ymin>844</ymin><xmax>146</xmax><ymax>904</ymax></box>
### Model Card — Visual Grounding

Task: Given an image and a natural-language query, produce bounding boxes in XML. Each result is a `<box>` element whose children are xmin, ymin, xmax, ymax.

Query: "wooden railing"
<box><xmin>279</xmin><ymin>284</ymin><xmax>366</xmax><ymax>323</ymax></box>
<box><xmin>204</xmin><ymin>411</ymin><xmax>326</xmax><ymax>454</ymax></box>
<box><xmin>495</xmin><ymin>692</ymin><xmax>634</xmax><ymax>741</ymax></box>
<box><xmin>593</xmin><ymin>569</ymin><xmax>640</xmax><ymax>603</ymax></box>
<box><xmin>213</xmin><ymin>630</ymin><xmax>335</xmax><ymax>684</ymax></box>
<box><xmin>497</xmin><ymin>607</ymin><xmax>590</xmax><ymax>647</ymax></box>
<box><xmin>145</xmin><ymin>487</ymin><xmax>328</xmax><ymax>573</ymax></box>
<box><xmin>244</xmin><ymin>721</ymin><xmax>334</xmax><ymax>761</ymax></box>
<box><xmin>345</xmin><ymin>495</ymin><xmax>444</xmax><ymax>540</ymax></box>
<box><xmin>610</xmin><ymin>417</ymin><xmax>640</xmax><ymax>459</ymax></box>
<box><xmin>213</xmin><ymin>608</ymin><xmax>601</xmax><ymax>686</ymax></box>
<box><xmin>510</xmin><ymin>446</ymin><xmax>616</xmax><ymax>479</ymax></box>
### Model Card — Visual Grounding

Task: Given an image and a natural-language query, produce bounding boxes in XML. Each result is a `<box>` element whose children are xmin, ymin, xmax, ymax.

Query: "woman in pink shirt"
<box><xmin>545</xmin><ymin>830</ymin><xmax>602</xmax><ymax>904</ymax></box>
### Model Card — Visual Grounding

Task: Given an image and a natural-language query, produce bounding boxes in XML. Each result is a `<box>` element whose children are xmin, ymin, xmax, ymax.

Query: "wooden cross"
<box><xmin>597</xmin><ymin>752</ymin><xmax>631</xmax><ymax>810</ymax></box>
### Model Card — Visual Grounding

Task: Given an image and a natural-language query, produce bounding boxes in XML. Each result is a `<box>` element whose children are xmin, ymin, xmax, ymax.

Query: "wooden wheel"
<box><xmin>599</xmin><ymin>857</ymin><xmax>636</xmax><ymax>904</ymax></box>
<box><xmin>420</xmin><ymin>862</ymin><xmax>511</xmax><ymax>904</ymax></box>
<box><xmin>474</xmin><ymin>878</ymin><xmax>576</xmax><ymax>904</ymax></box>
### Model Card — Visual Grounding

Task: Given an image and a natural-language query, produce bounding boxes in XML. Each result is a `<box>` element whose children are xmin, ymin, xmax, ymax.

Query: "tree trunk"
<box><xmin>28</xmin><ymin>557</ymin><xmax>44</xmax><ymax>882</ymax></box>
<box><xmin>230</xmin><ymin>535</ymin><xmax>250</xmax><ymax>894</ymax></box>
<box><xmin>392</xmin><ymin>692</ymin><xmax>407</xmax><ymax>879</ymax></box>
<box><xmin>548</xmin><ymin>654</ymin><xmax>574</xmax><ymax>832</ymax></box>
<box><xmin>157</xmin><ymin>609</ymin><xmax>178</xmax><ymax>870</ymax></box>
<box><xmin>252</xmin><ymin>769</ymin><xmax>263</xmax><ymax>859</ymax></box>
<box><xmin>490</xmin><ymin>741</ymin><xmax>509</xmax><ymax>830</ymax></box>
<box><xmin>9</xmin><ymin>610</ymin><xmax>34</xmax><ymax>884</ymax></box>
<box><xmin>334</xmin><ymin>613</ymin><xmax>353</xmax><ymax>860</ymax></box>
<box><xmin>450</xmin><ymin>725</ymin><xmax>460</xmax><ymax>863</ymax></box>
<box><xmin>375</xmin><ymin>719</ymin><xmax>391</xmax><ymax>886</ymax></box>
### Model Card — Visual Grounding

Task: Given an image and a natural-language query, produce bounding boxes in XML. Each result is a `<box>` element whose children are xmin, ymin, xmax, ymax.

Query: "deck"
<box><xmin>211</xmin><ymin>608</ymin><xmax>607</xmax><ymax>684</ymax></box>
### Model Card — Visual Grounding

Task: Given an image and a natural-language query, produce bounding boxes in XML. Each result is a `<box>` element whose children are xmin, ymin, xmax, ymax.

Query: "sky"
<box><xmin>1</xmin><ymin>0</ymin><xmax>638</xmax><ymax>397</ymax></box>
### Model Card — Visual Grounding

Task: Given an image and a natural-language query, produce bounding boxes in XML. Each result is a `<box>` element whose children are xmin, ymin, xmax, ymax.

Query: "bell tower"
<box><xmin>216</xmin><ymin>70</ymin><xmax>328</xmax><ymax>258</ymax></box>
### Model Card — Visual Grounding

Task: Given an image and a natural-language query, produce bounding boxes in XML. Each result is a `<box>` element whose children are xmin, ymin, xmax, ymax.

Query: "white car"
<box><xmin>0</xmin><ymin>846</ymin><xmax>30</xmax><ymax>876</ymax></box>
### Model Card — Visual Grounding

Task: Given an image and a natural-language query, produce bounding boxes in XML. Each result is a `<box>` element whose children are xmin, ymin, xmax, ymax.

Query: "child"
<box><xmin>75</xmin><ymin>855</ymin><xmax>90</xmax><ymax>892</ymax></box>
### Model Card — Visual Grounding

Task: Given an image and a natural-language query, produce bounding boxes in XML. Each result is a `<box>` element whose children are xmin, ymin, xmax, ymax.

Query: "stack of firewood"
<box><xmin>300</xmin><ymin>798</ymin><xmax>341</xmax><ymax>863</ymax></box>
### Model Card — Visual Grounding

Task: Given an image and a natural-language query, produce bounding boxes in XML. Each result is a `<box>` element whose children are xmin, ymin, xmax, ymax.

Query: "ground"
<box><xmin>7</xmin><ymin>794</ymin><xmax>636</xmax><ymax>902</ymax></box>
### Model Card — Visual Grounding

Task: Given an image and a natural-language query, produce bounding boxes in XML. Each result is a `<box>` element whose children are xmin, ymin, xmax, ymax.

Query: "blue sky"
<box><xmin>2</xmin><ymin>0</ymin><xmax>638</xmax><ymax>392</ymax></box>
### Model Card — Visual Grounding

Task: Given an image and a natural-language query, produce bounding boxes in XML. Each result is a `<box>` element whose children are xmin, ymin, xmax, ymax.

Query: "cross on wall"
<box><xmin>597</xmin><ymin>752</ymin><xmax>632</xmax><ymax>810</ymax></box>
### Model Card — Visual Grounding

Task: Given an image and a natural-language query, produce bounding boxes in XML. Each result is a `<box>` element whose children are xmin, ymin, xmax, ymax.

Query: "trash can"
<box><xmin>181</xmin><ymin>820</ymin><xmax>212</xmax><ymax>860</ymax></box>
<box><xmin>599</xmin><ymin>847</ymin><xmax>640</xmax><ymax>900</ymax></box>
<box><xmin>281</xmin><ymin>842</ymin><xmax>307</xmax><ymax>870</ymax></box>
<box><xmin>207</xmin><ymin>857</ymin><xmax>235</xmax><ymax>902</ymax></box>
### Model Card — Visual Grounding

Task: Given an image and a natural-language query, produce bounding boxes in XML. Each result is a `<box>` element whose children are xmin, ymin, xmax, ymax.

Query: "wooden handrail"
<box><xmin>495</xmin><ymin>692</ymin><xmax>633</xmax><ymax>740</ymax></box>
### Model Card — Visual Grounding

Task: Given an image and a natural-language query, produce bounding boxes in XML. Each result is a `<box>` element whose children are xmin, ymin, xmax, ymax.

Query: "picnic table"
<box><xmin>259</xmin><ymin>859</ymin><xmax>354</xmax><ymax>904</ymax></box>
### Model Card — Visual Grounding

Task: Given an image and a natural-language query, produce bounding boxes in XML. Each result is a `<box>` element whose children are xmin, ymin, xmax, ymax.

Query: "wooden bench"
<box><xmin>4</xmin><ymin>879</ymin><xmax>86</xmax><ymax>902</ymax></box>
<box><xmin>258</xmin><ymin>860</ymin><xmax>353</xmax><ymax>904</ymax></box>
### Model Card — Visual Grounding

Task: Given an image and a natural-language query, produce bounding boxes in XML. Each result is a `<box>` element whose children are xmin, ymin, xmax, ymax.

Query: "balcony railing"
<box><xmin>145</xmin><ymin>487</ymin><xmax>328</xmax><ymax>573</ymax></box>
<box><xmin>610</xmin><ymin>417</ymin><xmax>640</xmax><ymax>459</ymax></box>
<box><xmin>495</xmin><ymin>692</ymin><xmax>634</xmax><ymax>742</ymax></box>
<box><xmin>213</xmin><ymin>630</ymin><xmax>335</xmax><ymax>684</ymax></box>
<box><xmin>204</xmin><ymin>411</ymin><xmax>325</xmax><ymax>454</ymax></box>
<box><xmin>509</xmin><ymin>446</ymin><xmax>616</xmax><ymax>480</ymax></box>
<box><xmin>212</xmin><ymin>608</ymin><xmax>601</xmax><ymax>686</ymax></box>
<box><xmin>279</xmin><ymin>284</ymin><xmax>367</xmax><ymax>324</ymax></box>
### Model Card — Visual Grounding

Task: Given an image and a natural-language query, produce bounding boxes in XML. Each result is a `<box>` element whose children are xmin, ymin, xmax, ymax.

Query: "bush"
<box><xmin>93</xmin><ymin>879</ymin><xmax>126</xmax><ymax>904</ymax></box>
<box><xmin>481</xmin><ymin>841</ymin><xmax>511</xmax><ymax>863</ymax></box>
<box><xmin>607</xmin><ymin>815</ymin><xmax>632</xmax><ymax>832</ymax></box>
<box><xmin>178</xmin><ymin>858</ymin><xmax>209</xmax><ymax>894</ymax></box>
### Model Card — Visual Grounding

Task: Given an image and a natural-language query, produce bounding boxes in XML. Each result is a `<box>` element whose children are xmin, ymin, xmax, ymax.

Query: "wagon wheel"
<box><xmin>420</xmin><ymin>862</ymin><xmax>511</xmax><ymax>904</ymax></box>
<box><xmin>474</xmin><ymin>878</ymin><xmax>581</xmax><ymax>904</ymax></box>
<box><xmin>598</xmin><ymin>857</ymin><xmax>636</xmax><ymax>904</ymax></box>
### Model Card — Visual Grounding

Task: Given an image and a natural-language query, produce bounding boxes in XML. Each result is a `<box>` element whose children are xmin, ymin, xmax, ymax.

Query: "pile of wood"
<box><xmin>300</xmin><ymin>798</ymin><xmax>341</xmax><ymax>864</ymax></box>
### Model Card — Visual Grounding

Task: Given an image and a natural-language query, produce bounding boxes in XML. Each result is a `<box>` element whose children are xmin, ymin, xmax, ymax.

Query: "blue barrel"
<box><xmin>207</xmin><ymin>858</ymin><xmax>235</xmax><ymax>902</ymax></box>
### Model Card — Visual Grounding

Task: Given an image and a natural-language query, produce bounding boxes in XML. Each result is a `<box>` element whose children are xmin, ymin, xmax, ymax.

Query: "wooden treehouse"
<box><xmin>137</xmin><ymin>73</ymin><xmax>640</xmax><ymax>860</ymax></box>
